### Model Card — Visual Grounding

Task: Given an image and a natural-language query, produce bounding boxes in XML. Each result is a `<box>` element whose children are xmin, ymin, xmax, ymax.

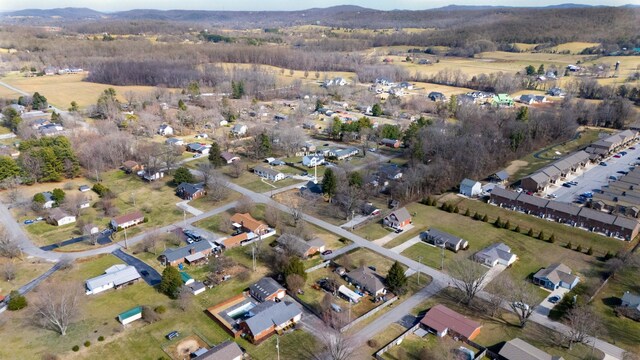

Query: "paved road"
<box><xmin>112</xmin><ymin>249</ymin><xmax>162</xmax><ymax>286</ymax></box>
<box><xmin>2</xmin><ymin>262</ymin><xmax>63</xmax><ymax>306</ymax></box>
<box><xmin>39</xmin><ymin>232</ymin><xmax>112</xmax><ymax>251</ymax></box>
<box><xmin>389</xmin><ymin>234</ymin><xmax>422</xmax><ymax>253</ymax></box>
<box><xmin>351</xmin><ymin>280</ymin><xmax>447</xmax><ymax>345</ymax></box>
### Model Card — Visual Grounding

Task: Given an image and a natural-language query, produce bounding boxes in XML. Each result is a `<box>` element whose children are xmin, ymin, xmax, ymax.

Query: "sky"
<box><xmin>1</xmin><ymin>0</ymin><xmax>639</xmax><ymax>12</ymax></box>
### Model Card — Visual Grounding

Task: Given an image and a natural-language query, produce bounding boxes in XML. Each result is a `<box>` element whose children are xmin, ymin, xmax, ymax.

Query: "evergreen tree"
<box><xmin>68</xmin><ymin>101</ymin><xmax>79</xmax><ymax>112</ymax></box>
<box><xmin>33</xmin><ymin>193</ymin><xmax>45</xmax><ymax>204</ymax></box>
<box><xmin>538</xmin><ymin>230</ymin><xmax>545</xmax><ymax>240</ymax></box>
<box><xmin>482</xmin><ymin>214</ymin><xmax>489</xmax><ymax>222</ymax></box>
<box><xmin>256</xmin><ymin>132</ymin><xmax>272</xmax><ymax>157</ymax></box>
<box><xmin>516</xmin><ymin>107</ymin><xmax>529</xmax><ymax>122</ymax></box>
<box><xmin>527</xmin><ymin>228</ymin><xmax>534</xmax><ymax>236</ymax></box>
<box><xmin>7</xmin><ymin>290</ymin><xmax>27</xmax><ymax>311</ymax></box>
<box><xmin>537</xmin><ymin>64</ymin><xmax>545</xmax><ymax>75</ymax></box>
<box><xmin>386</xmin><ymin>261</ymin><xmax>408</xmax><ymax>295</ymax></box>
<box><xmin>158</xmin><ymin>266</ymin><xmax>182</xmax><ymax>299</ymax></box>
<box><xmin>348</xmin><ymin>172</ymin><xmax>363</xmax><ymax>187</ymax></box>
<box><xmin>177</xmin><ymin>99</ymin><xmax>187</xmax><ymax>111</ymax></box>
<box><xmin>330</xmin><ymin>117</ymin><xmax>342</xmax><ymax>140</ymax></box>
<box><xmin>2</xmin><ymin>107</ymin><xmax>22</xmax><ymax>132</ymax></box>
<box><xmin>322</xmin><ymin>168</ymin><xmax>337</xmax><ymax>200</ymax></box>
<box><xmin>31</xmin><ymin>92</ymin><xmax>48</xmax><ymax>110</ymax></box>
<box><xmin>51</xmin><ymin>188</ymin><xmax>65</xmax><ymax>204</ymax></box>
<box><xmin>514</xmin><ymin>225</ymin><xmax>521</xmax><ymax>233</ymax></box>
<box><xmin>525</xmin><ymin>65</ymin><xmax>536</xmax><ymax>76</ymax></box>
<box><xmin>173</xmin><ymin>167</ymin><xmax>195</xmax><ymax>185</ymax></box>
<box><xmin>208</xmin><ymin>142</ymin><xmax>223</xmax><ymax>167</ymax></box>
<box><xmin>284</xmin><ymin>257</ymin><xmax>307</xmax><ymax>281</ymax></box>
<box><xmin>371</xmin><ymin>103</ymin><xmax>383</xmax><ymax>116</ymax></box>
<box><xmin>0</xmin><ymin>156</ymin><xmax>21</xmax><ymax>181</ymax></box>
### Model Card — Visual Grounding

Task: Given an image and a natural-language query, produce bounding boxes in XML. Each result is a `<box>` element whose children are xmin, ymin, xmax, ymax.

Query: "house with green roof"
<box><xmin>493</xmin><ymin>94</ymin><xmax>514</xmax><ymax>107</ymax></box>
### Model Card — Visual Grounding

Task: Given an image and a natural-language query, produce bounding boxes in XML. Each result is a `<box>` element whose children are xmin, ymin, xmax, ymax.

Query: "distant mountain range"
<box><xmin>1</xmin><ymin>4</ymin><xmax>638</xmax><ymax>27</ymax></box>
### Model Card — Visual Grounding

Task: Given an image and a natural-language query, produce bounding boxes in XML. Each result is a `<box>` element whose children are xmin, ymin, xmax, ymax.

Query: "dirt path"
<box><xmin>505</xmin><ymin>160</ymin><xmax>528</xmax><ymax>176</ymax></box>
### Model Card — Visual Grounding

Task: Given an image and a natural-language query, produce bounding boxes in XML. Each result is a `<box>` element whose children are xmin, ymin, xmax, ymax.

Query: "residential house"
<box><xmin>491</xmin><ymin>170</ymin><xmax>510</xmax><ymax>184</ymax></box>
<box><xmin>165</xmin><ymin>137</ymin><xmax>184</xmax><ymax>146</ymax></box>
<box><xmin>187</xmin><ymin>143</ymin><xmax>211</xmax><ymax>154</ymax></box>
<box><xmin>566</xmin><ymin>65</ymin><xmax>581</xmax><ymax>72</ymax></box>
<box><xmin>375</xmin><ymin>77</ymin><xmax>394</xmax><ymax>86</ymax></box>
<box><xmin>122</xmin><ymin>160</ymin><xmax>142</xmax><ymax>174</ymax></box>
<box><xmin>499</xmin><ymin>338</ymin><xmax>564</xmax><ymax>360</ymax></box>
<box><xmin>230</xmin><ymin>213</ymin><xmax>270</xmax><ymax>236</ymax></box>
<box><xmin>378</xmin><ymin>164</ymin><xmax>403</xmax><ymax>180</ymax></box>
<box><xmin>345</xmin><ymin>266</ymin><xmax>386</xmax><ymax>296</ymax></box>
<box><xmin>380</xmin><ymin>138</ymin><xmax>401</xmax><ymax>148</ymax></box>
<box><xmin>547</xmin><ymin>87</ymin><xmax>566</xmax><ymax>97</ymax></box>
<box><xmin>39</xmin><ymin>123</ymin><xmax>64</xmax><ymax>136</ymax></box>
<box><xmin>110</xmin><ymin>211</ymin><xmax>145</xmax><ymax>230</ymax></box>
<box><xmin>40</xmin><ymin>191</ymin><xmax>55</xmax><ymax>209</ymax></box>
<box><xmin>459</xmin><ymin>178</ymin><xmax>482</xmax><ymax>197</ymax></box>
<box><xmin>249</xmin><ymin>277</ymin><xmax>286</xmax><ymax>302</ymax></box>
<box><xmin>323</xmin><ymin>77</ymin><xmax>348</xmax><ymax>87</ymax></box>
<box><xmin>193</xmin><ymin>340</ymin><xmax>244</xmax><ymax>360</ymax></box>
<box><xmin>231</xmin><ymin>124</ymin><xmax>248</xmax><ymax>136</ymax></box>
<box><xmin>194</xmin><ymin>133</ymin><xmax>208</xmax><ymax>139</ymax></box>
<box><xmin>43</xmin><ymin>66</ymin><xmax>56</xmax><ymax>76</ymax></box>
<box><xmin>47</xmin><ymin>208</ymin><xmax>76</xmax><ymax>226</ymax></box>
<box><xmin>176</xmin><ymin>182</ymin><xmax>206</xmax><ymax>200</ymax></box>
<box><xmin>621</xmin><ymin>291</ymin><xmax>640</xmax><ymax>311</ymax></box>
<box><xmin>329</xmin><ymin>147</ymin><xmax>359</xmax><ymax>161</ymax></box>
<box><xmin>240</xmin><ymin>301</ymin><xmax>302</xmax><ymax>343</ymax></box>
<box><xmin>493</xmin><ymin>94</ymin><xmax>514</xmax><ymax>107</ymax></box>
<box><xmin>159</xmin><ymin>241</ymin><xmax>214</xmax><ymax>266</ymax></box>
<box><xmin>139</xmin><ymin>170</ymin><xmax>164</xmax><ymax>182</ymax></box>
<box><xmin>302</xmin><ymin>155</ymin><xmax>325</xmax><ymax>167</ymax></box>
<box><xmin>85</xmin><ymin>264</ymin><xmax>141</xmax><ymax>295</ymax></box>
<box><xmin>428</xmin><ymin>92</ymin><xmax>446</xmax><ymax>101</ymax></box>
<box><xmin>421</xmin><ymin>228</ymin><xmax>469</xmax><ymax>252</ymax></box>
<box><xmin>383</xmin><ymin>207</ymin><xmax>412</xmax><ymax>229</ymax></box>
<box><xmin>253</xmin><ymin>166</ymin><xmax>285</xmax><ymax>182</ymax></box>
<box><xmin>157</xmin><ymin>124</ymin><xmax>173</xmax><ymax>136</ymax></box>
<box><xmin>399</xmin><ymin>81</ymin><xmax>414</xmax><ymax>90</ymax></box>
<box><xmin>474</xmin><ymin>243</ymin><xmax>517</xmax><ymax>267</ymax></box>
<box><xmin>118</xmin><ymin>306</ymin><xmax>143</xmax><ymax>325</ymax></box>
<box><xmin>533</xmin><ymin>263</ymin><xmax>580</xmax><ymax>290</ymax></box>
<box><xmin>277</xmin><ymin>235</ymin><xmax>325</xmax><ymax>258</ymax></box>
<box><xmin>420</xmin><ymin>304</ymin><xmax>482</xmax><ymax>341</ymax></box>
<box><xmin>221</xmin><ymin>152</ymin><xmax>240</xmax><ymax>164</ymax></box>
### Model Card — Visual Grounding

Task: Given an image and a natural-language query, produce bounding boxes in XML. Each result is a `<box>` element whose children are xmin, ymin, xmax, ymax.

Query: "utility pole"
<box><xmin>441</xmin><ymin>245</ymin><xmax>445</xmax><ymax>271</ymax></box>
<box><xmin>252</xmin><ymin>244</ymin><xmax>257</xmax><ymax>272</ymax></box>
<box><xmin>183</xmin><ymin>209</ymin><xmax>186</xmax><ymax>228</ymax></box>
<box><xmin>417</xmin><ymin>256</ymin><xmax>423</xmax><ymax>285</ymax></box>
<box><xmin>276</xmin><ymin>335</ymin><xmax>280</xmax><ymax>360</ymax></box>
<box><xmin>124</xmin><ymin>227</ymin><xmax>128</xmax><ymax>250</ymax></box>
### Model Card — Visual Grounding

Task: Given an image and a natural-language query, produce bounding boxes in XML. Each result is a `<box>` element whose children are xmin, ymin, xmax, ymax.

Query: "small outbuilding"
<box><xmin>460</xmin><ymin>178</ymin><xmax>482</xmax><ymax>197</ymax></box>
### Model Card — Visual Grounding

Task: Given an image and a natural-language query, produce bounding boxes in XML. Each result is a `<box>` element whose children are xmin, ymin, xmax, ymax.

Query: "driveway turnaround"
<box><xmin>112</xmin><ymin>249</ymin><xmax>161</xmax><ymax>286</ymax></box>
<box><xmin>40</xmin><ymin>233</ymin><xmax>112</xmax><ymax>251</ymax></box>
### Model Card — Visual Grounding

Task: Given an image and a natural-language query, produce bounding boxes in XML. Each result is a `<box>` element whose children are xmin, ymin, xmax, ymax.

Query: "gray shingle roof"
<box><xmin>194</xmin><ymin>340</ymin><xmax>244</xmax><ymax>360</ymax></box>
<box><xmin>86</xmin><ymin>265</ymin><xmax>141</xmax><ymax>292</ymax></box>
<box><xmin>346</xmin><ymin>266</ymin><xmax>386</xmax><ymax>294</ymax></box>
<box><xmin>499</xmin><ymin>338</ymin><xmax>563</xmax><ymax>360</ymax></box>
<box><xmin>490</xmin><ymin>186</ymin><xmax>519</xmax><ymax>201</ymax></box>
<box><xmin>249</xmin><ymin>277</ymin><xmax>284</xmax><ymax>302</ymax></box>
<box><xmin>533</xmin><ymin>263</ymin><xmax>577</xmax><ymax>287</ymax></box>
<box><xmin>243</xmin><ymin>301</ymin><xmax>301</xmax><ymax>336</ymax></box>
<box><xmin>460</xmin><ymin>178</ymin><xmax>479</xmax><ymax>188</ymax></box>
<box><xmin>475</xmin><ymin>243</ymin><xmax>514</xmax><ymax>264</ymax></box>
<box><xmin>161</xmin><ymin>241</ymin><xmax>212</xmax><ymax>263</ymax></box>
<box><xmin>386</xmin><ymin>207</ymin><xmax>411</xmax><ymax>224</ymax></box>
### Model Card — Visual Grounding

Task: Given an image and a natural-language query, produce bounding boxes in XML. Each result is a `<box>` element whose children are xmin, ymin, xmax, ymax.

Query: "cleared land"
<box><xmin>1</xmin><ymin>72</ymin><xmax>164</xmax><ymax>109</ymax></box>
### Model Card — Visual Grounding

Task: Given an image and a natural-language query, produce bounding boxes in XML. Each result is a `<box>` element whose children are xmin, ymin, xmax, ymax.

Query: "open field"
<box><xmin>591</xmin><ymin>259</ymin><xmax>640</xmax><ymax>355</ymax></box>
<box><xmin>0</xmin><ymin>257</ymin><xmax>52</xmax><ymax>295</ymax></box>
<box><xmin>0</xmin><ymin>72</ymin><xmax>166</xmax><ymax>109</ymax></box>
<box><xmin>372</xmin><ymin>201</ymin><xmax>627</xmax><ymax>295</ymax></box>
<box><xmin>0</xmin><ymin>252</ymin><xmax>315</xmax><ymax>359</ymax></box>
<box><xmin>548</xmin><ymin>42</ymin><xmax>600</xmax><ymax>54</ymax></box>
<box><xmin>386</xmin><ymin>288</ymin><xmax>603</xmax><ymax>360</ymax></box>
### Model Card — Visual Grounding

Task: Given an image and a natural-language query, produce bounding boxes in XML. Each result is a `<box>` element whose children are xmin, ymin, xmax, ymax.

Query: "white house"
<box><xmin>254</xmin><ymin>166</ymin><xmax>285</xmax><ymax>182</ymax></box>
<box><xmin>48</xmin><ymin>208</ymin><xmax>76</xmax><ymax>226</ymax></box>
<box><xmin>157</xmin><ymin>124</ymin><xmax>173</xmax><ymax>136</ymax></box>
<box><xmin>474</xmin><ymin>243</ymin><xmax>517</xmax><ymax>267</ymax></box>
<box><xmin>165</xmin><ymin>138</ymin><xmax>184</xmax><ymax>146</ymax></box>
<box><xmin>85</xmin><ymin>264</ymin><xmax>141</xmax><ymax>295</ymax></box>
<box><xmin>302</xmin><ymin>155</ymin><xmax>325</xmax><ymax>167</ymax></box>
<box><xmin>231</xmin><ymin>124</ymin><xmax>248</xmax><ymax>136</ymax></box>
<box><xmin>40</xmin><ymin>191</ymin><xmax>56</xmax><ymax>209</ymax></box>
<box><xmin>460</xmin><ymin>178</ymin><xmax>482</xmax><ymax>197</ymax></box>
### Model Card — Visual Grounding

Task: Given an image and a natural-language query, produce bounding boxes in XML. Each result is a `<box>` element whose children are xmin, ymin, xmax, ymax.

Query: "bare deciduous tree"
<box><xmin>177</xmin><ymin>286</ymin><xmax>193</xmax><ymax>312</ymax></box>
<box><xmin>264</xmin><ymin>205</ymin><xmax>281</xmax><ymax>228</ymax></box>
<box><xmin>447</xmin><ymin>259</ymin><xmax>489</xmax><ymax>305</ymax></box>
<box><xmin>205</xmin><ymin>169</ymin><xmax>230</xmax><ymax>202</ymax></box>
<box><xmin>506</xmin><ymin>279</ymin><xmax>539</xmax><ymax>327</ymax></box>
<box><xmin>63</xmin><ymin>193</ymin><xmax>88</xmax><ymax>218</ymax></box>
<box><xmin>141</xmin><ymin>234</ymin><xmax>158</xmax><ymax>255</ymax></box>
<box><xmin>286</xmin><ymin>274</ymin><xmax>305</xmax><ymax>293</ymax></box>
<box><xmin>2</xmin><ymin>262</ymin><xmax>16</xmax><ymax>281</ymax></box>
<box><xmin>299</xmin><ymin>330</ymin><xmax>356</xmax><ymax>360</ymax></box>
<box><xmin>565</xmin><ymin>305</ymin><xmax>604</xmax><ymax>350</ymax></box>
<box><xmin>230</xmin><ymin>159</ymin><xmax>244</xmax><ymax>178</ymax></box>
<box><xmin>235</xmin><ymin>196</ymin><xmax>255</xmax><ymax>214</ymax></box>
<box><xmin>33</xmin><ymin>281</ymin><xmax>82</xmax><ymax>336</ymax></box>
<box><xmin>0</xmin><ymin>225</ymin><xmax>21</xmax><ymax>259</ymax></box>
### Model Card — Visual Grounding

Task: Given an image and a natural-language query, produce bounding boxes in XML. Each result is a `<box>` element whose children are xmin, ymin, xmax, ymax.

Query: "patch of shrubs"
<box><xmin>7</xmin><ymin>290</ymin><xmax>27</xmax><ymax>311</ymax></box>
<box><xmin>84</xmin><ymin>341</ymin><xmax>91</xmax><ymax>347</ymax></box>
<box><xmin>98</xmin><ymin>336</ymin><xmax>105</xmax><ymax>342</ymax></box>
<box><xmin>72</xmin><ymin>346</ymin><xmax>80</xmax><ymax>352</ymax></box>
<box><xmin>91</xmin><ymin>183</ymin><xmax>111</xmax><ymax>198</ymax></box>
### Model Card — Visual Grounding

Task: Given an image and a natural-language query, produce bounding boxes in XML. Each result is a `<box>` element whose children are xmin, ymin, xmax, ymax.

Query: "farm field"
<box><xmin>0</xmin><ymin>72</ymin><xmax>166</xmax><ymax>109</ymax></box>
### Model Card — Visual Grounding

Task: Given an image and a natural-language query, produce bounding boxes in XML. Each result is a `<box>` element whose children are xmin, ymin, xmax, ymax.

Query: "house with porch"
<box><xmin>345</xmin><ymin>266</ymin><xmax>386</xmax><ymax>296</ymax></box>
<box><xmin>533</xmin><ymin>263</ymin><xmax>579</xmax><ymax>290</ymax></box>
<box><xmin>383</xmin><ymin>207</ymin><xmax>412</xmax><ymax>230</ymax></box>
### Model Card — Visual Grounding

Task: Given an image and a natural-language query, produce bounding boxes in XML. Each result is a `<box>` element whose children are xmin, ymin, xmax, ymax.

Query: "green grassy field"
<box><xmin>389</xmin><ymin>288</ymin><xmax>603</xmax><ymax>360</ymax></box>
<box><xmin>0</xmin><ymin>257</ymin><xmax>52</xmax><ymax>295</ymax></box>
<box><xmin>384</xmin><ymin>202</ymin><xmax>623</xmax><ymax>295</ymax></box>
<box><xmin>590</xmin><ymin>259</ymin><xmax>640</xmax><ymax>355</ymax></box>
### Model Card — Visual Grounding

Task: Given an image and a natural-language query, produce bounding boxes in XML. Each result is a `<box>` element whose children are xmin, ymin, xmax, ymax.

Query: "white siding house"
<box><xmin>460</xmin><ymin>178</ymin><xmax>482</xmax><ymax>197</ymax></box>
<box><xmin>254</xmin><ymin>166</ymin><xmax>285</xmax><ymax>182</ymax></box>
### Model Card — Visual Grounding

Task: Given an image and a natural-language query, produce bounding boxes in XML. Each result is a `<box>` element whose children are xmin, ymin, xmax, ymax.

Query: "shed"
<box><xmin>460</xmin><ymin>178</ymin><xmax>482</xmax><ymax>197</ymax></box>
<box><xmin>118</xmin><ymin>306</ymin><xmax>143</xmax><ymax>325</ymax></box>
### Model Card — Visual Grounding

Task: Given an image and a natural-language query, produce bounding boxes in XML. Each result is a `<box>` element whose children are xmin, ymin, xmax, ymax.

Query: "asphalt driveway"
<box><xmin>112</xmin><ymin>248</ymin><xmax>162</xmax><ymax>286</ymax></box>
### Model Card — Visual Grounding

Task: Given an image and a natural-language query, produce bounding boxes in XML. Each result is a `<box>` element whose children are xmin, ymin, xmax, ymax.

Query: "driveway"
<box><xmin>372</xmin><ymin>224</ymin><xmax>415</xmax><ymax>246</ymax></box>
<box><xmin>389</xmin><ymin>234</ymin><xmax>422</xmax><ymax>253</ymax></box>
<box><xmin>112</xmin><ymin>249</ymin><xmax>161</xmax><ymax>286</ymax></box>
<box><xmin>535</xmin><ymin>287</ymin><xmax>570</xmax><ymax>316</ymax></box>
<box><xmin>176</xmin><ymin>201</ymin><xmax>203</xmax><ymax>216</ymax></box>
<box><xmin>39</xmin><ymin>231</ymin><xmax>112</xmax><ymax>251</ymax></box>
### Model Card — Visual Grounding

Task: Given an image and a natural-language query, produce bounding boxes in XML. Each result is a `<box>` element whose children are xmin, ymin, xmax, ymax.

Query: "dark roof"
<box><xmin>499</xmin><ymin>338</ymin><xmax>563</xmax><ymax>360</ymax></box>
<box><xmin>578</xmin><ymin>207</ymin><xmax>616</xmax><ymax>224</ymax></box>
<box><xmin>177</xmin><ymin>182</ymin><xmax>205</xmax><ymax>196</ymax></box>
<box><xmin>460</xmin><ymin>178</ymin><xmax>480</xmax><ymax>188</ymax></box>
<box><xmin>221</xmin><ymin>152</ymin><xmax>238</xmax><ymax>161</ymax></box>
<box><xmin>194</xmin><ymin>340</ymin><xmax>244</xmax><ymax>360</ymax></box>
<box><xmin>385</xmin><ymin>207</ymin><xmax>411</xmax><ymax>223</ymax></box>
<box><xmin>516</xmin><ymin>193</ymin><xmax>549</xmax><ymax>208</ymax></box>
<box><xmin>494</xmin><ymin>170</ymin><xmax>509</xmax><ymax>180</ymax></box>
<box><xmin>346</xmin><ymin>266</ymin><xmax>385</xmax><ymax>293</ymax></box>
<box><xmin>490</xmin><ymin>186</ymin><xmax>519</xmax><ymax>201</ymax></box>
<box><xmin>249</xmin><ymin>277</ymin><xmax>284</xmax><ymax>302</ymax></box>
<box><xmin>300</xmin><ymin>181</ymin><xmax>322</xmax><ymax>195</ymax></box>
<box><xmin>378</xmin><ymin>164</ymin><xmax>403</xmax><ymax>178</ymax></box>
<box><xmin>422</xmin><ymin>228</ymin><xmax>465</xmax><ymax>247</ymax></box>
<box><xmin>545</xmin><ymin>201</ymin><xmax>580</xmax><ymax>216</ymax></box>
<box><xmin>112</xmin><ymin>211</ymin><xmax>144</xmax><ymax>225</ymax></box>
<box><xmin>160</xmin><ymin>241</ymin><xmax>212</xmax><ymax>263</ymax></box>
<box><xmin>243</xmin><ymin>301</ymin><xmax>301</xmax><ymax>336</ymax></box>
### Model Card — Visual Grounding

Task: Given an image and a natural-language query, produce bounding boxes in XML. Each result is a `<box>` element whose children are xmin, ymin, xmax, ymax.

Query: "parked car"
<box><xmin>630</xmin><ymin>147</ymin><xmax>636</xmax><ymax>150</ymax></box>
<box><xmin>599</xmin><ymin>162</ymin><xmax>607</xmax><ymax>166</ymax></box>
<box><xmin>321</xmin><ymin>250</ymin><xmax>333</xmax><ymax>256</ymax></box>
<box><xmin>621</xmin><ymin>151</ymin><xmax>628</xmax><ymax>155</ymax></box>
<box><xmin>394</xmin><ymin>228</ymin><xmax>403</xmax><ymax>234</ymax></box>
<box><xmin>512</xmin><ymin>302</ymin><xmax>530</xmax><ymax>311</ymax></box>
<box><xmin>166</xmin><ymin>331</ymin><xmax>179</xmax><ymax>340</ymax></box>
<box><xmin>24</xmin><ymin>219</ymin><xmax>34</xmax><ymax>225</ymax></box>
<box><xmin>614</xmin><ymin>154</ymin><xmax>621</xmax><ymax>158</ymax></box>
<box><xmin>548</xmin><ymin>295</ymin><xmax>561</xmax><ymax>304</ymax></box>
<box><xmin>562</xmin><ymin>183</ymin><xmax>571</xmax><ymax>188</ymax></box>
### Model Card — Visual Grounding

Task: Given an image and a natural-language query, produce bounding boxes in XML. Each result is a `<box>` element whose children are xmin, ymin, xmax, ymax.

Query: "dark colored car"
<box><xmin>548</xmin><ymin>295</ymin><xmax>561</xmax><ymax>304</ymax></box>
<box><xmin>321</xmin><ymin>250</ymin><xmax>333</xmax><ymax>256</ymax></box>
<box><xmin>599</xmin><ymin>162</ymin><xmax>607</xmax><ymax>166</ymax></box>
<box><xmin>166</xmin><ymin>331</ymin><xmax>179</xmax><ymax>340</ymax></box>
<box><xmin>140</xmin><ymin>270</ymin><xmax>149</xmax><ymax>276</ymax></box>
